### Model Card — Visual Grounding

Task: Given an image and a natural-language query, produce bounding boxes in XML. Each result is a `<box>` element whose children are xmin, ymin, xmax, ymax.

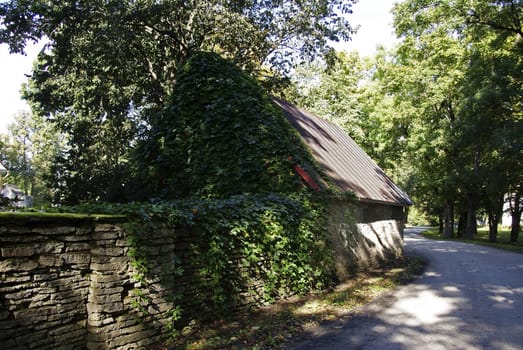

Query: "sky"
<box><xmin>0</xmin><ymin>0</ymin><xmax>399</xmax><ymax>134</ymax></box>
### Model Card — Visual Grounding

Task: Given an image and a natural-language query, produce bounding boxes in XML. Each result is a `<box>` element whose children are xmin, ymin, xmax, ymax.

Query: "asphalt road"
<box><xmin>289</xmin><ymin>227</ymin><xmax>523</xmax><ymax>350</ymax></box>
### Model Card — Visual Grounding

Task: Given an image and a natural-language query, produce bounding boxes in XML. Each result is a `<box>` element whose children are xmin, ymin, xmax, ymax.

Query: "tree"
<box><xmin>286</xmin><ymin>48</ymin><xmax>410</xmax><ymax>175</ymax></box>
<box><xmin>287</xmin><ymin>51</ymin><xmax>370</xmax><ymax>147</ymax></box>
<box><xmin>390</xmin><ymin>0</ymin><xmax>471</xmax><ymax>237</ymax></box>
<box><xmin>389</xmin><ymin>0</ymin><xmax>522</xmax><ymax>240</ymax></box>
<box><xmin>457</xmin><ymin>0</ymin><xmax>523</xmax><ymax>240</ymax></box>
<box><xmin>1</xmin><ymin>0</ymin><xmax>356</xmax><ymax>204</ymax></box>
<box><xmin>0</xmin><ymin>111</ymin><xmax>60</xmax><ymax>205</ymax></box>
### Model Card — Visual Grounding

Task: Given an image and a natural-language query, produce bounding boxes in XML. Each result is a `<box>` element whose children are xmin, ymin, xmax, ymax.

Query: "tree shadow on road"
<box><xmin>288</xmin><ymin>232</ymin><xmax>523</xmax><ymax>350</ymax></box>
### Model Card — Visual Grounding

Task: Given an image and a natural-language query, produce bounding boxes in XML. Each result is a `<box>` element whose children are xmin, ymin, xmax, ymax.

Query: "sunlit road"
<box><xmin>289</xmin><ymin>227</ymin><xmax>523</xmax><ymax>349</ymax></box>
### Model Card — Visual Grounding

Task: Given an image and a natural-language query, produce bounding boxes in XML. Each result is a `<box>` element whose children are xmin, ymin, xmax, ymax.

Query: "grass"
<box><xmin>0</xmin><ymin>210</ymin><xmax>124</xmax><ymax>221</ymax></box>
<box><xmin>155</xmin><ymin>256</ymin><xmax>425</xmax><ymax>350</ymax></box>
<box><xmin>421</xmin><ymin>226</ymin><xmax>523</xmax><ymax>253</ymax></box>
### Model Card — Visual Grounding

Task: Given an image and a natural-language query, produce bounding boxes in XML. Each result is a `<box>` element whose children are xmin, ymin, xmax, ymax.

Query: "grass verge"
<box><xmin>421</xmin><ymin>227</ymin><xmax>523</xmax><ymax>253</ymax></box>
<box><xmin>157</xmin><ymin>255</ymin><xmax>425</xmax><ymax>350</ymax></box>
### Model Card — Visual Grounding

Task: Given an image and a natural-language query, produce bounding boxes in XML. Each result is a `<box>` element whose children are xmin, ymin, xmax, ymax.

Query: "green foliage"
<box><xmin>1</xmin><ymin>0</ymin><xmax>356</xmax><ymax>205</ymax></box>
<box><xmin>285</xmin><ymin>0</ymin><xmax>522</xmax><ymax>240</ymax></box>
<box><xmin>67</xmin><ymin>192</ymin><xmax>336</xmax><ymax>329</ymax></box>
<box><xmin>0</xmin><ymin>111</ymin><xmax>60</xmax><ymax>205</ymax></box>
<box><xmin>141</xmin><ymin>52</ymin><xmax>322</xmax><ymax>199</ymax></box>
<box><xmin>172</xmin><ymin>256</ymin><xmax>422</xmax><ymax>350</ymax></box>
<box><xmin>288</xmin><ymin>51</ymin><xmax>371</xmax><ymax>149</ymax></box>
<box><xmin>422</xmin><ymin>227</ymin><xmax>523</xmax><ymax>253</ymax></box>
<box><xmin>390</xmin><ymin>0</ymin><xmax>523</xmax><ymax>238</ymax></box>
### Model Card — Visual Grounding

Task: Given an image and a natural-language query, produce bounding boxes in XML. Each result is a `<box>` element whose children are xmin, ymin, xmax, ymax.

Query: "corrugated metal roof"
<box><xmin>275</xmin><ymin>98</ymin><xmax>412</xmax><ymax>206</ymax></box>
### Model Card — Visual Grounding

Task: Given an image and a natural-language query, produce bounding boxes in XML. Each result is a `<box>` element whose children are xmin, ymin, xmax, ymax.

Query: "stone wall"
<box><xmin>328</xmin><ymin>199</ymin><xmax>405</xmax><ymax>278</ymax></box>
<box><xmin>0</xmin><ymin>216</ymin><xmax>177</xmax><ymax>350</ymax></box>
<box><xmin>0</xmin><ymin>215</ymin><xmax>306</xmax><ymax>349</ymax></box>
<box><xmin>1</xmin><ymin>201</ymin><xmax>407</xmax><ymax>348</ymax></box>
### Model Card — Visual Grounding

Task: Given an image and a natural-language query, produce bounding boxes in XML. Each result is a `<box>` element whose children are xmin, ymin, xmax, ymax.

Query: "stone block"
<box><xmin>53</xmin><ymin>328</ymin><xmax>86</xmax><ymax>343</ymax></box>
<box><xmin>89</xmin><ymin>273</ymin><xmax>126</xmax><ymax>284</ymax></box>
<box><xmin>60</xmin><ymin>235</ymin><xmax>91</xmax><ymax>242</ymax></box>
<box><xmin>38</xmin><ymin>255</ymin><xmax>64</xmax><ymax>267</ymax></box>
<box><xmin>1</xmin><ymin>274</ymin><xmax>32</xmax><ymax>285</ymax></box>
<box><xmin>62</xmin><ymin>252</ymin><xmax>91</xmax><ymax>265</ymax></box>
<box><xmin>86</xmin><ymin>301</ymin><xmax>123</xmax><ymax>314</ymax></box>
<box><xmin>5</xmin><ymin>226</ymin><xmax>31</xmax><ymax>234</ymax></box>
<box><xmin>5</xmin><ymin>289</ymin><xmax>33</xmax><ymax>301</ymax></box>
<box><xmin>76</xmin><ymin>226</ymin><xmax>94</xmax><ymax>235</ymax></box>
<box><xmin>92</xmin><ymin>231</ymin><xmax>119</xmax><ymax>241</ymax></box>
<box><xmin>88</xmin><ymin>292</ymin><xmax>122</xmax><ymax>304</ymax></box>
<box><xmin>115</xmin><ymin>239</ymin><xmax>129</xmax><ymax>247</ymax></box>
<box><xmin>90</xmin><ymin>260</ymin><xmax>128</xmax><ymax>272</ymax></box>
<box><xmin>36</xmin><ymin>242</ymin><xmax>65</xmax><ymax>254</ymax></box>
<box><xmin>32</xmin><ymin>226</ymin><xmax>76</xmax><ymax>235</ymax></box>
<box><xmin>1</xmin><ymin>246</ymin><xmax>36</xmax><ymax>258</ymax></box>
<box><xmin>94</xmin><ymin>223</ymin><xmax>120</xmax><ymax>232</ymax></box>
<box><xmin>65</xmin><ymin>243</ymin><xmax>91</xmax><ymax>252</ymax></box>
<box><xmin>91</xmin><ymin>247</ymin><xmax>124</xmax><ymax>256</ymax></box>
<box><xmin>33</xmin><ymin>273</ymin><xmax>59</xmax><ymax>282</ymax></box>
<box><xmin>91</xmin><ymin>286</ymin><xmax>124</xmax><ymax>296</ymax></box>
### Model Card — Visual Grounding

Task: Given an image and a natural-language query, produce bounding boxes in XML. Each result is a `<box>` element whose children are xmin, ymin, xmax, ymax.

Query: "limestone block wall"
<box><xmin>1</xmin><ymin>201</ymin><xmax>408</xmax><ymax>348</ymax></box>
<box><xmin>0</xmin><ymin>216</ymin><xmax>176</xmax><ymax>350</ymax></box>
<box><xmin>327</xmin><ymin>199</ymin><xmax>406</xmax><ymax>278</ymax></box>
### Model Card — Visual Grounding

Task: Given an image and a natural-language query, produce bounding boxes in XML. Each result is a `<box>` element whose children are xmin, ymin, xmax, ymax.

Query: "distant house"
<box><xmin>1</xmin><ymin>184</ymin><xmax>34</xmax><ymax>208</ymax></box>
<box><xmin>275</xmin><ymin>99</ymin><xmax>412</xmax><ymax>277</ymax></box>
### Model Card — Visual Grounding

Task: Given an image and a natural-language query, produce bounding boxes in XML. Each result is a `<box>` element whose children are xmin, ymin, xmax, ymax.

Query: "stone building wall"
<box><xmin>327</xmin><ymin>199</ymin><xmax>406</xmax><ymax>279</ymax></box>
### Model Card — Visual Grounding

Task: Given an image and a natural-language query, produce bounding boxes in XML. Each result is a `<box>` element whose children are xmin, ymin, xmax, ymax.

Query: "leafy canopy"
<box><xmin>0</xmin><ymin>0</ymin><xmax>356</xmax><ymax>204</ymax></box>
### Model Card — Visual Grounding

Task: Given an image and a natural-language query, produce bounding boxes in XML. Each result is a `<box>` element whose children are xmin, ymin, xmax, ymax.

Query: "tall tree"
<box><xmin>390</xmin><ymin>0</ymin><xmax>522</xmax><ymax>239</ymax></box>
<box><xmin>458</xmin><ymin>0</ymin><xmax>523</xmax><ymax>240</ymax></box>
<box><xmin>0</xmin><ymin>111</ymin><xmax>60</xmax><ymax>205</ymax></box>
<box><xmin>391</xmin><ymin>0</ymin><xmax>469</xmax><ymax>237</ymax></box>
<box><xmin>1</xmin><ymin>0</ymin><xmax>356</xmax><ymax>204</ymax></box>
<box><xmin>287</xmin><ymin>51</ymin><xmax>370</xmax><ymax>147</ymax></box>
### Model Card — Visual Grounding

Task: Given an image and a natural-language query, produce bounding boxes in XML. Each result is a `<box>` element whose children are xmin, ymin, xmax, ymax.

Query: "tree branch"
<box><xmin>467</xmin><ymin>6</ymin><xmax>523</xmax><ymax>37</ymax></box>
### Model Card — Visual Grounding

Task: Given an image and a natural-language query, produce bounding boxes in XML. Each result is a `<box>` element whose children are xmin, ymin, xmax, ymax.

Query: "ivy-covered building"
<box><xmin>151</xmin><ymin>51</ymin><xmax>411</xmax><ymax>277</ymax></box>
<box><xmin>275</xmin><ymin>98</ymin><xmax>412</xmax><ymax>277</ymax></box>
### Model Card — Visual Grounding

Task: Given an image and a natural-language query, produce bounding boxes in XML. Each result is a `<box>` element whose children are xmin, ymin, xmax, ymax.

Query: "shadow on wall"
<box><xmin>327</xmin><ymin>200</ymin><xmax>404</xmax><ymax>279</ymax></box>
<box><xmin>0</xmin><ymin>219</ymin><xmax>176</xmax><ymax>350</ymax></box>
<box><xmin>0</xmin><ymin>222</ymin><xmax>92</xmax><ymax>349</ymax></box>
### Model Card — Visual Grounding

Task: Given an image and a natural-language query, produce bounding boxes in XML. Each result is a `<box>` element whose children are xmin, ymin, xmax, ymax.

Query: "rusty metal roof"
<box><xmin>275</xmin><ymin>98</ymin><xmax>412</xmax><ymax>206</ymax></box>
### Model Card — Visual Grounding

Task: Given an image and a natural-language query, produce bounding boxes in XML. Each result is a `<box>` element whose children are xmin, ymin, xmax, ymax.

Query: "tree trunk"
<box><xmin>510</xmin><ymin>192</ymin><xmax>521</xmax><ymax>243</ymax></box>
<box><xmin>465</xmin><ymin>145</ymin><xmax>481</xmax><ymax>240</ymax></box>
<box><xmin>457</xmin><ymin>212</ymin><xmax>466</xmax><ymax>238</ymax></box>
<box><xmin>511</xmin><ymin>210</ymin><xmax>521</xmax><ymax>242</ymax></box>
<box><xmin>465</xmin><ymin>194</ymin><xmax>477</xmax><ymax>240</ymax></box>
<box><xmin>443</xmin><ymin>202</ymin><xmax>454</xmax><ymax>238</ymax></box>
<box><xmin>488</xmin><ymin>214</ymin><xmax>498</xmax><ymax>242</ymax></box>
<box><xmin>438</xmin><ymin>213</ymin><xmax>444</xmax><ymax>234</ymax></box>
<box><xmin>486</xmin><ymin>193</ymin><xmax>504</xmax><ymax>243</ymax></box>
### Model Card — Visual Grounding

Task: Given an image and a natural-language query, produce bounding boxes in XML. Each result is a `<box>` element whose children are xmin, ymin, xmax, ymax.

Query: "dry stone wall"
<box><xmin>0</xmin><ymin>216</ymin><xmax>178</xmax><ymax>350</ymax></box>
<box><xmin>0</xmin><ymin>200</ymin><xmax>407</xmax><ymax>349</ymax></box>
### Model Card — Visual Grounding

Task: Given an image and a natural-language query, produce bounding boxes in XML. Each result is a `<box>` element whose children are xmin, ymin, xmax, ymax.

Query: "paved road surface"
<box><xmin>289</xmin><ymin>227</ymin><xmax>523</xmax><ymax>349</ymax></box>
